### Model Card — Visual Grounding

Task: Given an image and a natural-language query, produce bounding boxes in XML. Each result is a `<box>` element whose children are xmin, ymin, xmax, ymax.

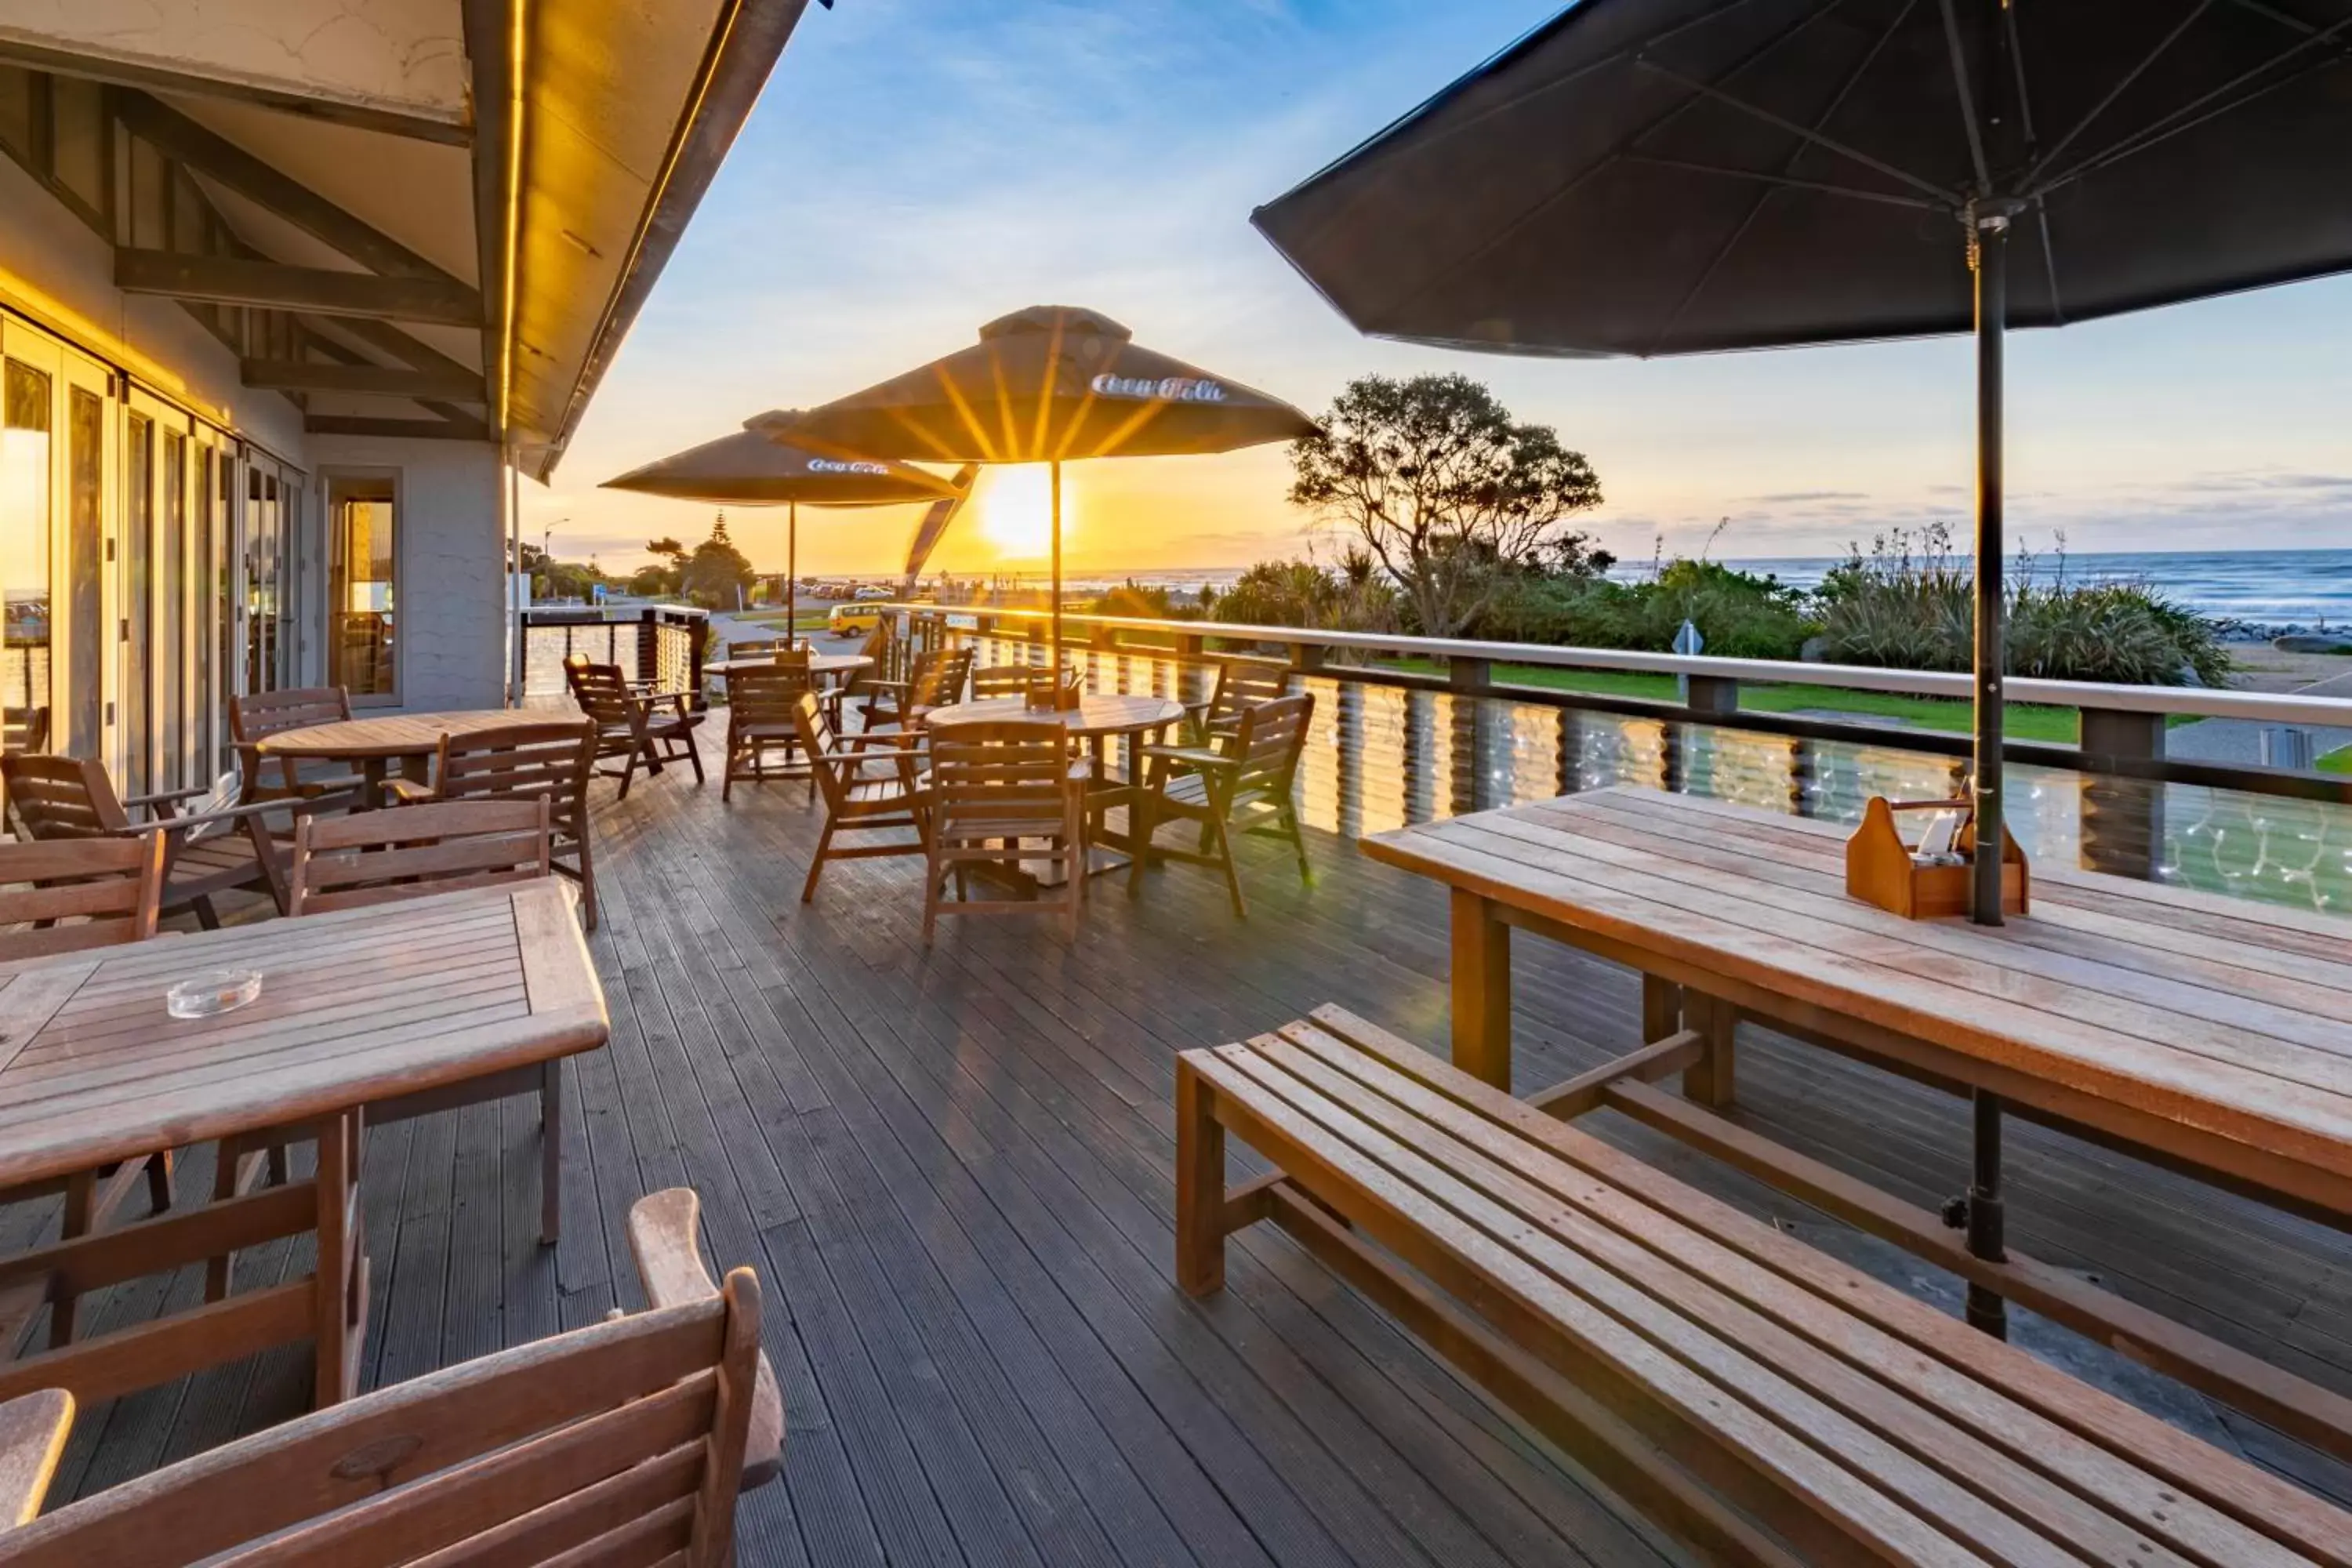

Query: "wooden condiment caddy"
<box><xmin>1845</xmin><ymin>796</ymin><xmax>2028</xmax><ymax>920</ymax></box>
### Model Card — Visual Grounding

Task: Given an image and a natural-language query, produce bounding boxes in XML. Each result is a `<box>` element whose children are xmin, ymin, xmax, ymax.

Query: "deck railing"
<box><xmin>517</xmin><ymin>604</ymin><xmax>710</xmax><ymax>706</ymax></box>
<box><xmin>890</xmin><ymin>601</ymin><xmax>2352</xmax><ymax>918</ymax></box>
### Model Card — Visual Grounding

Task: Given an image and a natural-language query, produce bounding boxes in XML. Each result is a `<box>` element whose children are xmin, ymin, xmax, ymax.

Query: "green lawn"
<box><xmin>1380</xmin><ymin>657</ymin><xmax>2085</xmax><ymax>742</ymax></box>
<box><xmin>2321</xmin><ymin>746</ymin><xmax>2352</xmax><ymax>776</ymax></box>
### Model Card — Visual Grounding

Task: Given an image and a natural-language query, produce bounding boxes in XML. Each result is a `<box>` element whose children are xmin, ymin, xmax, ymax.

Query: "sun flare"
<box><xmin>975</xmin><ymin>463</ymin><xmax>1065</xmax><ymax>560</ymax></box>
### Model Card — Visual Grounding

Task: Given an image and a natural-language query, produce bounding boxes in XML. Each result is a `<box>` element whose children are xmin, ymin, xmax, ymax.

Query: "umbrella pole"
<box><xmin>787</xmin><ymin>501</ymin><xmax>797</xmax><ymax>652</ymax></box>
<box><xmin>1970</xmin><ymin>212</ymin><xmax>2009</xmax><ymax>927</ymax></box>
<box><xmin>1965</xmin><ymin>207</ymin><xmax>2013</xmax><ymax>1345</ymax></box>
<box><xmin>1051</xmin><ymin>459</ymin><xmax>1064</xmax><ymax>697</ymax></box>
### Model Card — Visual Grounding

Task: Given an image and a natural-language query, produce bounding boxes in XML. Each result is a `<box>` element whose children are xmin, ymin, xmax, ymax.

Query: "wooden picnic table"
<box><xmin>1364</xmin><ymin>785</ymin><xmax>2352</xmax><ymax>1338</ymax></box>
<box><xmin>257</xmin><ymin>708</ymin><xmax>524</xmax><ymax>800</ymax></box>
<box><xmin>0</xmin><ymin>881</ymin><xmax>606</xmax><ymax>1413</ymax></box>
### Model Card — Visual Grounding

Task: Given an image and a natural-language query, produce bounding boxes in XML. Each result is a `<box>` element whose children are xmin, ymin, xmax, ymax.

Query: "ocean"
<box><xmin>1033</xmin><ymin>549</ymin><xmax>2352</xmax><ymax>630</ymax></box>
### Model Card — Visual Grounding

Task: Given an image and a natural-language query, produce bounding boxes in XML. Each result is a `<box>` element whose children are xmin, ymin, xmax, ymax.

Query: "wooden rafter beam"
<box><xmin>241</xmin><ymin>359</ymin><xmax>486</xmax><ymax>401</ymax></box>
<box><xmin>297</xmin><ymin>317</ymin><xmax>481</xmax><ymax>382</ymax></box>
<box><xmin>0</xmin><ymin>38</ymin><xmax>470</xmax><ymax>145</ymax></box>
<box><xmin>116</xmin><ymin>94</ymin><xmax>468</xmax><ymax>288</ymax></box>
<box><xmin>304</xmin><ymin>413</ymin><xmax>492</xmax><ymax>441</ymax></box>
<box><xmin>114</xmin><ymin>251</ymin><xmax>481</xmax><ymax>325</ymax></box>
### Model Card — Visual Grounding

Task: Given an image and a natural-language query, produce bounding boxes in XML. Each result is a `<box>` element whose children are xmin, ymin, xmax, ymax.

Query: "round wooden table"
<box><xmin>258</xmin><ymin>709</ymin><xmax>532</xmax><ymax>799</ymax></box>
<box><xmin>923</xmin><ymin>695</ymin><xmax>1186</xmax><ymax>879</ymax></box>
<box><xmin>703</xmin><ymin>653</ymin><xmax>872</xmax><ymax>680</ymax></box>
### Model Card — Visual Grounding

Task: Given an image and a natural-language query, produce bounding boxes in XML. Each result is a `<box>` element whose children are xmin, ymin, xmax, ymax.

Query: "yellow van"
<box><xmin>827</xmin><ymin>602</ymin><xmax>883</xmax><ymax>636</ymax></box>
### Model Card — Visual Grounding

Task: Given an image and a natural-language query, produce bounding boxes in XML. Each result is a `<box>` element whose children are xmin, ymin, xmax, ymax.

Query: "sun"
<box><xmin>974</xmin><ymin>463</ymin><xmax>1064</xmax><ymax>560</ymax></box>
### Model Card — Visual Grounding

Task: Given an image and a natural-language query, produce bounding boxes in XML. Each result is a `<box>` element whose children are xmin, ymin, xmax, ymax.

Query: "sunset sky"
<box><xmin>532</xmin><ymin>0</ymin><xmax>2352</xmax><ymax>580</ymax></box>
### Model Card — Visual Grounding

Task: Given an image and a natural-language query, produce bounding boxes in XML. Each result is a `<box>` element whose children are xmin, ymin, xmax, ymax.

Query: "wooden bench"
<box><xmin>1176</xmin><ymin>1006</ymin><xmax>2352</xmax><ymax>1567</ymax></box>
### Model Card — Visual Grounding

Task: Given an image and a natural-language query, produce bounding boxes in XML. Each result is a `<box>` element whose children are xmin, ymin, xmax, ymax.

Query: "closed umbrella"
<box><xmin>602</xmin><ymin>423</ymin><xmax>961</xmax><ymax>641</ymax></box>
<box><xmin>756</xmin><ymin>306</ymin><xmax>1318</xmax><ymax>692</ymax></box>
<box><xmin>1254</xmin><ymin>0</ymin><xmax>2352</xmax><ymax>927</ymax></box>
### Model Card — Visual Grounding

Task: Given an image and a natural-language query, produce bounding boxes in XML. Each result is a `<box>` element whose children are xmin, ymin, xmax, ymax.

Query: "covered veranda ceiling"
<box><xmin>0</xmin><ymin>0</ymin><xmax>813</xmax><ymax>477</ymax></box>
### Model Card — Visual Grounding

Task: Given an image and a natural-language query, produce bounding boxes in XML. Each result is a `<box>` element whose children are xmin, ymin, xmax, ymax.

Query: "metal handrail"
<box><xmin>883</xmin><ymin>602</ymin><xmax>2352</xmax><ymax>731</ymax></box>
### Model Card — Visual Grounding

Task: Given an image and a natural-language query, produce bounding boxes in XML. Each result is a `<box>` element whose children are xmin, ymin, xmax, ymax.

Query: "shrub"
<box><xmin>1215</xmin><ymin>557</ymin><xmax>1398</xmax><ymax>633</ymax></box>
<box><xmin>1483</xmin><ymin>559</ymin><xmax>1813</xmax><ymax>659</ymax></box>
<box><xmin>1817</xmin><ymin>526</ymin><xmax>2229</xmax><ymax>686</ymax></box>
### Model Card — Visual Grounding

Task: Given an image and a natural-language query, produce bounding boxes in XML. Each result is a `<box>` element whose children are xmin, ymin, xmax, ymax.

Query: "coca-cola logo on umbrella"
<box><xmin>805</xmin><ymin>458</ymin><xmax>891</xmax><ymax>474</ymax></box>
<box><xmin>1089</xmin><ymin>373</ymin><xmax>1229</xmax><ymax>403</ymax></box>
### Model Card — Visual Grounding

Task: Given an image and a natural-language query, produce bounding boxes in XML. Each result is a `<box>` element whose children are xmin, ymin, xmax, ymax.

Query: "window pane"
<box><xmin>2</xmin><ymin>361</ymin><xmax>52</xmax><ymax>757</ymax></box>
<box><xmin>67</xmin><ymin>387</ymin><xmax>100</xmax><ymax>755</ymax></box>
<box><xmin>123</xmin><ymin>415</ymin><xmax>152</xmax><ymax>796</ymax></box>
<box><xmin>163</xmin><ymin>430</ymin><xmax>186</xmax><ymax>788</ymax></box>
<box><xmin>327</xmin><ymin>474</ymin><xmax>395</xmax><ymax>698</ymax></box>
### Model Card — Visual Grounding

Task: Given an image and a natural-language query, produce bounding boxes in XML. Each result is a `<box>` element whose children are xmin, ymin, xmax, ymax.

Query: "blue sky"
<box><xmin>535</xmin><ymin>0</ymin><xmax>2352</xmax><ymax>576</ymax></box>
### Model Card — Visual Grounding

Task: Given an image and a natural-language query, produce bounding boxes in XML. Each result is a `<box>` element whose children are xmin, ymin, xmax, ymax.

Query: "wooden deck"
<box><xmin>19</xmin><ymin>770</ymin><xmax>2352</xmax><ymax>1563</ymax></box>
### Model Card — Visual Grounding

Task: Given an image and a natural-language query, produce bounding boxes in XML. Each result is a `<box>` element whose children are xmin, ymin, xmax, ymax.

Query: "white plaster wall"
<box><xmin>0</xmin><ymin>2</ymin><xmax>467</xmax><ymax>124</ymax></box>
<box><xmin>0</xmin><ymin>151</ymin><xmax>307</xmax><ymax>458</ymax></box>
<box><xmin>305</xmin><ymin>435</ymin><xmax>506</xmax><ymax>712</ymax></box>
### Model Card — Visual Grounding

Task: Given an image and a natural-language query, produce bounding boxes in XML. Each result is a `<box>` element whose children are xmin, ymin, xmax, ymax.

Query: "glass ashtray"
<box><xmin>167</xmin><ymin>968</ymin><xmax>263</xmax><ymax>1019</ymax></box>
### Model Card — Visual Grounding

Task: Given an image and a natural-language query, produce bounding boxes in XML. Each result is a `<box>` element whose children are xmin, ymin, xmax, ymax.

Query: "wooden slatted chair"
<box><xmin>792</xmin><ymin>692</ymin><xmax>929</xmax><ymax>903</ymax></box>
<box><xmin>1</xmin><ymin>753</ymin><xmax>301</xmax><ymax>928</ymax></box>
<box><xmin>857</xmin><ymin>645</ymin><xmax>973</xmax><ymax>732</ymax></box>
<box><xmin>289</xmin><ymin>796</ymin><xmax>552</xmax><ymax>916</ymax></box>
<box><xmin>2</xmin><ymin>706</ymin><xmax>49</xmax><ymax>757</ymax></box>
<box><xmin>722</xmin><ymin>635</ymin><xmax>782</xmax><ymax>660</ymax></box>
<box><xmin>968</xmin><ymin>662</ymin><xmax>1037</xmax><ymax>700</ymax></box>
<box><xmin>227</xmin><ymin>686</ymin><xmax>365</xmax><ymax>804</ymax></box>
<box><xmin>1178</xmin><ymin>1007</ymin><xmax>2352</xmax><ymax>1568</ymax></box>
<box><xmin>1130</xmin><ymin>691</ymin><xmax>1314</xmax><ymax>917</ymax></box>
<box><xmin>208</xmin><ymin>797</ymin><xmax>568</xmax><ymax>1283</ymax></box>
<box><xmin>384</xmin><ymin>718</ymin><xmax>603</xmax><ymax>928</ymax></box>
<box><xmin>922</xmin><ymin>720</ymin><xmax>1085</xmax><ymax>942</ymax></box>
<box><xmin>826</xmin><ymin>620</ymin><xmax>896</xmax><ymax>723</ymax></box>
<box><xmin>564</xmin><ymin>655</ymin><xmax>706</xmax><ymax>799</ymax></box>
<box><xmin>1185</xmin><ymin>655</ymin><xmax>1294</xmax><ymax>750</ymax></box>
<box><xmin>0</xmin><ymin>1187</ymin><xmax>782</xmax><ymax>1566</ymax></box>
<box><xmin>0</xmin><ymin>833</ymin><xmax>170</xmax><ymax>1351</ymax></box>
<box><xmin>721</xmin><ymin>658</ymin><xmax>816</xmax><ymax>804</ymax></box>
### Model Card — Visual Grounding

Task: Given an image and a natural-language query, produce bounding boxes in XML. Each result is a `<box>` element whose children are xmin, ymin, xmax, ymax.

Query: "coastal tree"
<box><xmin>1288</xmin><ymin>373</ymin><xmax>1605</xmax><ymax>637</ymax></box>
<box><xmin>679</xmin><ymin>515</ymin><xmax>756</xmax><ymax>609</ymax></box>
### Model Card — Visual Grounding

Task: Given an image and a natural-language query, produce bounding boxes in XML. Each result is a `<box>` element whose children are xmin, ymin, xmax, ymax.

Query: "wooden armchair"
<box><xmin>0</xmin><ymin>1188</ymin><xmax>782</xmax><ymax>1566</ymax></box>
<box><xmin>227</xmin><ymin>686</ymin><xmax>364</xmax><ymax>804</ymax></box>
<box><xmin>1131</xmin><ymin>691</ymin><xmax>1315</xmax><ymax>918</ymax></box>
<box><xmin>0</xmin><ymin>834</ymin><xmax>170</xmax><ymax>1351</ymax></box>
<box><xmin>857</xmin><ymin>646</ymin><xmax>973</xmax><ymax>732</ymax></box>
<box><xmin>722</xmin><ymin>659</ymin><xmax>817</xmax><ymax>804</ymax></box>
<box><xmin>922</xmin><ymin>720</ymin><xmax>1087</xmax><ymax>942</ymax></box>
<box><xmin>288</xmin><ymin>796</ymin><xmax>552</xmax><ymax>916</ymax></box>
<box><xmin>383</xmin><ymin>718</ymin><xmax>602</xmax><ymax>928</ymax></box>
<box><xmin>208</xmin><ymin>797</ymin><xmax>564</xmax><ymax>1288</ymax></box>
<box><xmin>1184</xmin><ymin>656</ymin><xmax>1294</xmax><ymax>750</ymax></box>
<box><xmin>822</xmin><ymin>621</ymin><xmax>896</xmax><ymax>727</ymax></box>
<box><xmin>1</xmin><ymin>753</ymin><xmax>310</xmax><ymax>928</ymax></box>
<box><xmin>971</xmin><ymin>662</ymin><xmax>1048</xmax><ymax>701</ymax></box>
<box><xmin>792</xmin><ymin>692</ymin><xmax>929</xmax><ymax>903</ymax></box>
<box><xmin>564</xmin><ymin>655</ymin><xmax>706</xmax><ymax>799</ymax></box>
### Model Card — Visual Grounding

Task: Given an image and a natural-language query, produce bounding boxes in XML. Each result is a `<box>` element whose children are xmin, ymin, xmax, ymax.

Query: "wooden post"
<box><xmin>313</xmin><ymin>1109</ymin><xmax>359</xmax><ymax>1406</ymax></box>
<box><xmin>1174</xmin><ymin>1058</ymin><xmax>1226</xmax><ymax>1296</ymax></box>
<box><xmin>1290</xmin><ymin>641</ymin><xmax>1325</xmax><ymax>673</ymax></box>
<box><xmin>1450</xmin><ymin>889</ymin><xmax>1512</xmax><ymax>1091</ymax></box>
<box><xmin>1640</xmin><ymin>974</ymin><xmax>1682</xmax><ymax>1044</ymax></box>
<box><xmin>2078</xmin><ymin>706</ymin><xmax>2166</xmax><ymax>880</ymax></box>
<box><xmin>1682</xmin><ymin>992</ymin><xmax>1737</xmax><ymax>1109</ymax></box>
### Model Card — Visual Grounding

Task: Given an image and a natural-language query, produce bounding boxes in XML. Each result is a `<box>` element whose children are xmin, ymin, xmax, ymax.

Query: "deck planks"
<box><xmin>13</xmin><ymin>771</ymin><xmax>2350</xmax><ymax>1562</ymax></box>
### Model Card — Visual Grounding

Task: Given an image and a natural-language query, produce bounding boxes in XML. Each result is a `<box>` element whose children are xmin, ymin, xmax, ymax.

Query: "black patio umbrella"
<box><xmin>1254</xmin><ymin>0</ymin><xmax>2352</xmax><ymax>927</ymax></box>
<box><xmin>601</xmin><ymin>422</ymin><xmax>959</xmax><ymax>641</ymax></box>
<box><xmin>755</xmin><ymin>306</ymin><xmax>1318</xmax><ymax>688</ymax></box>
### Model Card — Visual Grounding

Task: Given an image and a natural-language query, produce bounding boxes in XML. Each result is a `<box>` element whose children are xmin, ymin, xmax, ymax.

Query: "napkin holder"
<box><xmin>1025</xmin><ymin>673</ymin><xmax>1082</xmax><ymax>712</ymax></box>
<box><xmin>1846</xmin><ymin>796</ymin><xmax>2028</xmax><ymax>920</ymax></box>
